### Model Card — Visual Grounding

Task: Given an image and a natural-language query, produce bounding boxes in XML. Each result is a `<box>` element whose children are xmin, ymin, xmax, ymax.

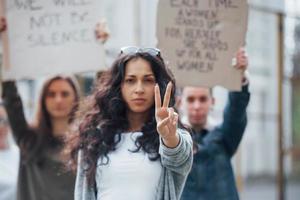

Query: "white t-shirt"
<box><xmin>96</xmin><ymin>132</ymin><xmax>162</xmax><ymax>200</ymax></box>
<box><xmin>0</xmin><ymin>141</ymin><xmax>20</xmax><ymax>200</ymax></box>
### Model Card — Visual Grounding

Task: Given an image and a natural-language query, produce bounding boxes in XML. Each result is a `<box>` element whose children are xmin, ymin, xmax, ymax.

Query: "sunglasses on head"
<box><xmin>120</xmin><ymin>46</ymin><xmax>161</xmax><ymax>57</ymax></box>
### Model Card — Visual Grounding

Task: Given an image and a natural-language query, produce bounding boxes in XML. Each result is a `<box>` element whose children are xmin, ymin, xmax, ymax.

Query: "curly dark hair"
<box><xmin>69</xmin><ymin>51</ymin><xmax>184</xmax><ymax>185</ymax></box>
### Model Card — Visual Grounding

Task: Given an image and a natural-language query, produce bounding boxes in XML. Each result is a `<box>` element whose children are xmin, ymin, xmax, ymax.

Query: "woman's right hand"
<box><xmin>0</xmin><ymin>17</ymin><xmax>6</xmax><ymax>32</ymax></box>
<box><xmin>95</xmin><ymin>18</ymin><xmax>110</xmax><ymax>44</ymax></box>
<box><xmin>155</xmin><ymin>82</ymin><xmax>180</xmax><ymax>148</ymax></box>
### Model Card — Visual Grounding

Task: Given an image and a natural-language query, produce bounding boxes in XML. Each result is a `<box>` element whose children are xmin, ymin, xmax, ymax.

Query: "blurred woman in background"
<box><xmin>0</xmin><ymin>15</ymin><xmax>110</xmax><ymax>200</ymax></box>
<box><xmin>2</xmin><ymin>75</ymin><xmax>80</xmax><ymax>200</ymax></box>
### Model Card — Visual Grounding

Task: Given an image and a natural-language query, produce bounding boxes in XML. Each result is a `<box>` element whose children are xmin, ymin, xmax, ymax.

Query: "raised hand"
<box><xmin>95</xmin><ymin>18</ymin><xmax>110</xmax><ymax>44</ymax></box>
<box><xmin>232</xmin><ymin>47</ymin><xmax>249</xmax><ymax>83</ymax></box>
<box><xmin>155</xmin><ymin>82</ymin><xmax>179</xmax><ymax>148</ymax></box>
<box><xmin>235</xmin><ymin>47</ymin><xmax>248</xmax><ymax>71</ymax></box>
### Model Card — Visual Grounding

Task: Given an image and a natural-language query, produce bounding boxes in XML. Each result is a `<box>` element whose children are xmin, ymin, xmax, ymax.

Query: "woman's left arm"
<box><xmin>159</xmin><ymin>128</ymin><xmax>193</xmax><ymax>175</ymax></box>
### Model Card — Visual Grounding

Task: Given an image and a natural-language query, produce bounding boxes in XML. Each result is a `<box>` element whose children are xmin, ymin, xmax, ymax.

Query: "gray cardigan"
<box><xmin>74</xmin><ymin>129</ymin><xmax>193</xmax><ymax>200</ymax></box>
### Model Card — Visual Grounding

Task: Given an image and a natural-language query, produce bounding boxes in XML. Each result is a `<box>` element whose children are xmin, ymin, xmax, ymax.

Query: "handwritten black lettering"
<box><xmin>201</xmin><ymin>40</ymin><xmax>228</xmax><ymax>51</ymax></box>
<box><xmin>184</xmin><ymin>29</ymin><xmax>221</xmax><ymax>40</ymax></box>
<box><xmin>27</xmin><ymin>29</ymin><xmax>91</xmax><ymax>47</ymax></box>
<box><xmin>209</xmin><ymin>0</ymin><xmax>238</xmax><ymax>9</ymax></box>
<box><xmin>188</xmin><ymin>50</ymin><xmax>202</xmax><ymax>59</ymax></box>
<box><xmin>53</xmin><ymin>0</ymin><xmax>92</xmax><ymax>6</ymax></box>
<box><xmin>176</xmin><ymin>49</ymin><xmax>186</xmax><ymax>57</ymax></box>
<box><xmin>177</xmin><ymin>8</ymin><xmax>217</xmax><ymax>20</ymax></box>
<box><xmin>205</xmin><ymin>51</ymin><xmax>217</xmax><ymax>61</ymax></box>
<box><xmin>29</xmin><ymin>14</ymin><xmax>61</xmax><ymax>29</ymax></box>
<box><xmin>70</xmin><ymin>11</ymin><xmax>90</xmax><ymax>24</ymax></box>
<box><xmin>183</xmin><ymin>39</ymin><xmax>196</xmax><ymax>48</ymax></box>
<box><xmin>177</xmin><ymin>60</ymin><xmax>213</xmax><ymax>72</ymax></box>
<box><xmin>14</xmin><ymin>0</ymin><xmax>42</xmax><ymax>11</ymax></box>
<box><xmin>165</xmin><ymin>27</ymin><xmax>182</xmax><ymax>39</ymax></box>
<box><xmin>170</xmin><ymin>0</ymin><xmax>199</xmax><ymax>8</ymax></box>
<box><xmin>206</xmin><ymin>20</ymin><xmax>219</xmax><ymax>29</ymax></box>
<box><xmin>175</xmin><ymin>18</ymin><xmax>204</xmax><ymax>27</ymax></box>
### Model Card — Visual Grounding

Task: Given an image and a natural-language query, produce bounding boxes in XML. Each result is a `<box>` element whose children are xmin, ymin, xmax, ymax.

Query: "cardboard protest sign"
<box><xmin>156</xmin><ymin>0</ymin><xmax>248</xmax><ymax>90</ymax></box>
<box><xmin>1</xmin><ymin>0</ymin><xmax>106</xmax><ymax>80</ymax></box>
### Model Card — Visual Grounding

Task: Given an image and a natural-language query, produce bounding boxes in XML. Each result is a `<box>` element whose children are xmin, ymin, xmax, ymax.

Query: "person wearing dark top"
<box><xmin>180</xmin><ymin>48</ymin><xmax>251</xmax><ymax>200</ymax></box>
<box><xmin>0</xmin><ymin>16</ymin><xmax>110</xmax><ymax>200</ymax></box>
<box><xmin>2</xmin><ymin>76</ymin><xmax>80</xmax><ymax>200</ymax></box>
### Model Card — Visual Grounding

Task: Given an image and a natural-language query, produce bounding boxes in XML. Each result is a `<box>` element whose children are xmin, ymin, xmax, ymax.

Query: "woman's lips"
<box><xmin>132</xmin><ymin>98</ymin><xmax>146</xmax><ymax>104</ymax></box>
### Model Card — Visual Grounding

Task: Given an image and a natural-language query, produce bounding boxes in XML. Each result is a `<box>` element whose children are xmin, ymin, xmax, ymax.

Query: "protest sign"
<box><xmin>1</xmin><ymin>0</ymin><xmax>106</xmax><ymax>80</ymax></box>
<box><xmin>157</xmin><ymin>0</ymin><xmax>248</xmax><ymax>90</ymax></box>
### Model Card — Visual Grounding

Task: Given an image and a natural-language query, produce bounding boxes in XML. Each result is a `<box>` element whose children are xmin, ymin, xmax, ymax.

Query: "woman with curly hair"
<box><xmin>69</xmin><ymin>46</ymin><xmax>193</xmax><ymax>200</ymax></box>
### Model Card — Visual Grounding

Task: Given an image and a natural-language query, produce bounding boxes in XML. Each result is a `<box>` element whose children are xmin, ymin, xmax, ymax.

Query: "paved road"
<box><xmin>240</xmin><ymin>180</ymin><xmax>300</xmax><ymax>200</ymax></box>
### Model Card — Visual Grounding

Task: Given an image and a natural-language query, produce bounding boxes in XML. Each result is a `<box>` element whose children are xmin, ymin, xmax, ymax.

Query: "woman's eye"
<box><xmin>61</xmin><ymin>91</ymin><xmax>70</xmax><ymax>98</ymax></box>
<box><xmin>125</xmin><ymin>79</ymin><xmax>134</xmax><ymax>83</ymax></box>
<box><xmin>145</xmin><ymin>79</ymin><xmax>155</xmax><ymax>83</ymax></box>
<box><xmin>46</xmin><ymin>92</ymin><xmax>55</xmax><ymax>98</ymax></box>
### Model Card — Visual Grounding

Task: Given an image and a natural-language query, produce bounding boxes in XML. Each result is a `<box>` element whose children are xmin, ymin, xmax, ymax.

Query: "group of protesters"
<box><xmin>0</xmin><ymin>15</ymin><xmax>250</xmax><ymax>200</ymax></box>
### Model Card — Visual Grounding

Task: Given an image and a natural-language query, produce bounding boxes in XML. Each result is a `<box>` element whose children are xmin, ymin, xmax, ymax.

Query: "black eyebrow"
<box><xmin>125</xmin><ymin>74</ymin><xmax>154</xmax><ymax>77</ymax></box>
<box><xmin>144</xmin><ymin>74</ymin><xmax>155</xmax><ymax>77</ymax></box>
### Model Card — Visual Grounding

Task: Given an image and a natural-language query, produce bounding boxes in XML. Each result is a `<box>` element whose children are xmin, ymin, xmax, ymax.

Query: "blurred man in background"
<box><xmin>180</xmin><ymin>49</ymin><xmax>250</xmax><ymax>200</ymax></box>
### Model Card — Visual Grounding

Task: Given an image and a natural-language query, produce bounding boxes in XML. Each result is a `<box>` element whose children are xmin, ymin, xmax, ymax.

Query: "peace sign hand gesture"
<box><xmin>155</xmin><ymin>82</ymin><xmax>180</xmax><ymax>148</ymax></box>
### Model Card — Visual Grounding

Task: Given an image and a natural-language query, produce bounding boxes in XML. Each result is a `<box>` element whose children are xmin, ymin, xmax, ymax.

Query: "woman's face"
<box><xmin>121</xmin><ymin>57</ymin><xmax>156</xmax><ymax>115</ymax></box>
<box><xmin>45</xmin><ymin>79</ymin><xmax>76</xmax><ymax>120</ymax></box>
